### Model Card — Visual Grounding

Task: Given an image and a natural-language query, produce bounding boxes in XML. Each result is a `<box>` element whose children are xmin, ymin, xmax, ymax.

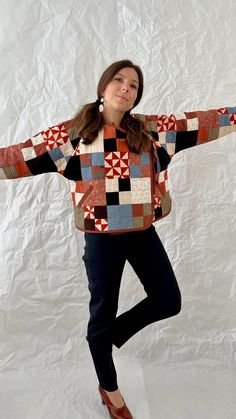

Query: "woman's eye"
<box><xmin>113</xmin><ymin>77</ymin><xmax>138</xmax><ymax>89</ymax></box>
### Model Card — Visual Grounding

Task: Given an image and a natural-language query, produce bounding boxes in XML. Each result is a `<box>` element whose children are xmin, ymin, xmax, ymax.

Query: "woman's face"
<box><xmin>102</xmin><ymin>67</ymin><xmax>139</xmax><ymax>114</ymax></box>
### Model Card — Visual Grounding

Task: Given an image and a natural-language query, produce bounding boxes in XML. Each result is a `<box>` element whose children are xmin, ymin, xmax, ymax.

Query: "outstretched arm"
<box><xmin>0</xmin><ymin>118</ymin><xmax>81</xmax><ymax>180</ymax></box>
<box><xmin>133</xmin><ymin>106</ymin><xmax>236</xmax><ymax>158</ymax></box>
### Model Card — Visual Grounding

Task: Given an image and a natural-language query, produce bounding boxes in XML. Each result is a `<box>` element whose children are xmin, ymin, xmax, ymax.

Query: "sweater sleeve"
<box><xmin>133</xmin><ymin>106</ymin><xmax>236</xmax><ymax>158</ymax></box>
<box><xmin>0</xmin><ymin>118</ymin><xmax>81</xmax><ymax>180</ymax></box>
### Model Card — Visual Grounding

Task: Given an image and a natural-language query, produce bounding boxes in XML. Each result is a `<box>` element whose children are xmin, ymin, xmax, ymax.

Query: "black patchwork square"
<box><xmin>26</xmin><ymin>153</ymin><xmax>58</xmax><ymax>175</ymax></box>
<box><xmin>106</xmin><ymin>192</ymin><xmax>119</xmax><ymax>205</ymax></box>
<box><xmin>63</xmin><ymin>155</ymin><xmax>82</xmax><ymax>180</ymax></box>
<box><xmin>71</xmin><ymin>137</ymin><xmax>81</xmax><ymax>149</ymax></box>
<box><xmin>155</xmin><ymin>207</ymin><xmax>162</xmax><ymax>219</ymax></box>
<box><xmin>84</xmin><ymin>219</ymin><xmax>95</xmax><ymax>231</ymax></box>
<box><xmin>156</xmin><ymin>147</ymin><xmax>171</xmax><ymax>171</ymax></box>
<box><xmin>118</xmin><ymin>178</ymin><xmax>131</xmax><ymax>191</ymax></box>
<box><xmin>175</xmin><ymin>131</ymin><xmax>198</xmax><ymax>154</ymax></box>
<box><xmin>104</xmin><ymin>138</ymin><xmax>117</xmax><ymax>152</ymax></box>
<box><xmin>116</xmin><ymin>129</ymin><xmax>127</xmax><ymax>139</ymax></box>
<box><xmin>94</xmin><ymin>206</ymin><xmax>107</xmax><ymax>219</ymax></box>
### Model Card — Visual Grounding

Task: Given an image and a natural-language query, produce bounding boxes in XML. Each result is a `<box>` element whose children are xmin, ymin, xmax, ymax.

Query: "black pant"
<box><xmin>82</xmin><ymin>224</ymin><xmax>181</xmax><ymax>391</ymax></box>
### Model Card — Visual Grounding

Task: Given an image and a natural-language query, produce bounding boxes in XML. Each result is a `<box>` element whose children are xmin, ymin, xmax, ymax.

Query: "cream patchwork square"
<box><xmin>73</xmin><ymin>192</ymin><xmax>84</xmax><ymax>206</ymax></box>
<box><xmin>219</xmin><ymin>126</ymin><xmax>233</xmax><ymax>137</ymax></box>
<box><xmin>31</xmin><ymin>133</ymin><xmax>44</xmax><ymax>146</ymax></box>
<box><xmin>54</xmin><ymin>157</ymin><xmax>67</xmax><ymax>172</ymax></box>
<box><xmin>119</xmin><ymin>191</ymin><xmax>132</xmax><ymax>204</ymax></box>
<box><xmin>166</xmin><ymin>143</ymin><xmax>175</xmax><ymax>156</ymax></box>
<box><xmin>131</xmin><ymin>178</ymin><xmax>152</xmax><ymax>203</ymax></box>
<box><xmin>79</xmin><ymin>129</ymin><xmax>104</xmax><ymax>155</ymax></box>
<box><xmin>0</xmin><ymin>168</ymin><xmax>7</xmax><ymax>179</ymax></box>
<box><xmin>105</xmin><ymin>178</ymin><xmax>119</xmax><ymax>192</ymax></box>
<box><xmin>21</xmin><ymin>147</ymin><xmax>37</xmax><ymax>161</ymax></box>
<box><xmin>158</xmin><ymin>171</ymin><xmax>169</xmax><ymax>191</ymax></box>
<box><xmin>60</xmin><ymin>141</ymin><xmax>75</xmax><ymax>157</ymax></box>
<box><xmin>187</xmin><ymin>117</ymin><xmax>199</xmax><ymax>131</ymax></box>
<box><xmin>158</xmin><ymin>131</ymin><xmax>167</xmax><ymax>145</ymax></box>
<box><xmin>174</xmin><ymin>112</ymin><xmax>187</xmax><ymax>121</ymax></box>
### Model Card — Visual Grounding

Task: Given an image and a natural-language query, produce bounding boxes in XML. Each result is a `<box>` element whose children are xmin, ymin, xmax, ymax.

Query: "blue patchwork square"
<box><xmin>219</xmin><ymin>114</ymin><xmax>231</xmax><ymax>126</ymax></box>
<box><xmin>92</xmin><ymin>152</ymin><xmax>104</xmax><ymax>167</ymax></box>
<box><xmin>141</xmin><ymin>152</ymin><xmax>150</xmax><ymax>165</ymax></box>
<box><xmin>166</xmin><ymin>131</ymin><xmax>176</xmax><ymax>143</ymax></box>
<box><xmin>48</xmin><ymin>147</ymin><xmax>64</xmax><ymax>161</ymax></box>
<box><xmin>81</xmin><ymin>167</ymin><xmax>93</xmax><ymax>180</ymax></box>
<box><xmin>130</xmin><ymin>165</ymin><xmax>141</xmax><ymax>178</ymax></box>
<box><xmin>107</xmin><ymin>205</ymin><xmax>133</xmax><ymax>229</ymax></box>
<box><xmin>227</xmin><ymin>107</ymin><xmax>236</xmax><ymax>114</ymax></box>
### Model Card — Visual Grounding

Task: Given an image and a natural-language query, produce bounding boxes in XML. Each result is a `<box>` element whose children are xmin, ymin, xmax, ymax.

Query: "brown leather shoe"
<box><xmin>98</xmin><ymin>385</ymin><xmax>134</xmax><ymax>419</ymax></box>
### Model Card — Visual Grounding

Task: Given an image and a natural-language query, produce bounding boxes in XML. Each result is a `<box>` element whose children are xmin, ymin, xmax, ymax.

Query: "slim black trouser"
<box><xmin>82</xmin><ymin>224</ymin><xmax>181</xmax><ymax>391</ymax></box>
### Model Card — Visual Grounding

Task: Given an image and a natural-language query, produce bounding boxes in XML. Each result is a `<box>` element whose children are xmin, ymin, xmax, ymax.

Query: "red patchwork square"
<box><xmin>156</xmin><ymin>115</ymin><xmax>176</xmax><ymax>132</ymax></box>
<box><xmin>95</xmin><ymin>219</ymin><xmax>108</xmax><ymax>231</ymax></box>
<box><xmin>104</xmin><ymin>152</ymin><xmax>130</xmax><ymax>178</ymax></box>
<box><xmin>42</xmin><ymin>124</ymin><xmax>69</xmax><ymax>150</ymax></box>
<box><xmin>92</xmin><ymin>166</ymin><xmax>105</xmax><ymax>179</ymax></box>
<box><xmin>84</xmin><ymin>206</ymin><xmax>95</xmax><ymax>219</ymax></box>
<box><xmin>176</xmin><ymin>119</ymin><xmax>187</xmax><ymax>132</ymax></box>
<box><xmin>34</xmin><ymin>142</ymin><xmax>47</xmax><ymax>156</ymax></box>
<box><xmin>141</xmin><ymin>166</ymin><xmax>150</xmax><ymax>177</ymax></box>
<box><xmin>195</xmin><ymin>110</ymin><xmax>220</xmax><ymax>130</ymax></box>
<box><xmin>230</xmin><ymin>114</ymin><xmax>236</xmax><ymax>125</ymax></box>
<box><xmin>217</xmin><ymin>107</ymin><xmax>229</xmax><ymax>115</ymax></box>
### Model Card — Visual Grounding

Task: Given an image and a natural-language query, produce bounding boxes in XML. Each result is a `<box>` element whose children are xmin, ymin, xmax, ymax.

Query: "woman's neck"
<box><xmin>101</xmin><ymin>110</ymin><xmax>124</xmax><ymax>127</ymax></box>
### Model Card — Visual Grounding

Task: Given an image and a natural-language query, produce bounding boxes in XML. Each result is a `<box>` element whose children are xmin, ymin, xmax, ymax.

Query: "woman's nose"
<box><xmin>121</xmin><ymin>84</ymin><xmax>129</xmax><ymax>92</ymax></box>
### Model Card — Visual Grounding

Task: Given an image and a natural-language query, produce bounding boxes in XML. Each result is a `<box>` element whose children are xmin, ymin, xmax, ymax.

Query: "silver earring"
<box><xmin>99</xmin><ymin>97</ymin><xmax>104</xmax><ymax>113</ymax></box>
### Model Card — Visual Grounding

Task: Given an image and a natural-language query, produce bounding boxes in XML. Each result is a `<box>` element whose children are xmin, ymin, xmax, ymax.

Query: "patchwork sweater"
<box><xmin>0</xmin><ymin>106</ymin><xmax>236</xmax><ymax>233</ymax></box>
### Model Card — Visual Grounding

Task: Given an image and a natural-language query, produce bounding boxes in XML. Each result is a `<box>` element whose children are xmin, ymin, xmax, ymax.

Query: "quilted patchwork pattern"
<box><xmin>1</xmin><ymin>106</ymin><xmax>236</xmax><ymax>233</ymax></box>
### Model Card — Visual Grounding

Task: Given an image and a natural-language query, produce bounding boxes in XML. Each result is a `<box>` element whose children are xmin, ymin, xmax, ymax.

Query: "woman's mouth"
<box><xmin>116</xmin><ymin>95</ymin><xmax>128</xmax><ymax>101</ymax></box>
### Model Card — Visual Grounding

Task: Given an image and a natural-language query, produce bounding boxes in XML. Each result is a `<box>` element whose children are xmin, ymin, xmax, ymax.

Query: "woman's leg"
<box><xmin>82</xmin><ymin>233</ymin><xmax>126</xmax><ymax>391</ymax></box>
<box><xmin>112</xmin><ymin>225</ymin><xmax>181</xmax><ymax>348</ymax></box>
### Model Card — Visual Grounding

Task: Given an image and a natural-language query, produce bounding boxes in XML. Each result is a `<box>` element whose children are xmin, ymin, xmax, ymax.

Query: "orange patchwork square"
<box><xmin>74</xmin><ymin>181</ymin><xmax>87</xmax><ymax>193</ymax></box>
<box><xmin>104</xmin><ymin>126</ymin><xmax>117</xmax><ymax>139</ymax></box>
<box><xmin>197</xmin><ymin>129</ymin><xmax>208</xmax><ymax>144</ymax></box>
<box><xmin>132</xmin><ymin>204</ymin><xmax>144</xmax><ymax>217</ymax></box>
<box><xmin>15</xmin><ymin>161</ymin><xmax>32</xmax><ymax>176</ymax></box>
<box><xmin>116</xmin><ymin>139</ymin><xmax>128</xmax><ymax>152</ymax></box>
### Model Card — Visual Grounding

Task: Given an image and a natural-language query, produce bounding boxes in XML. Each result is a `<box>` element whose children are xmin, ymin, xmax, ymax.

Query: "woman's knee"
<box><xmin>166</xmin><ymin>288</ymin><xmax>182</xmax><ymax>317</ymax></box>
<box><xmin>151</xmin><ymin>287</ymin><xmax>182</xmax><ymax>319</ymax></box>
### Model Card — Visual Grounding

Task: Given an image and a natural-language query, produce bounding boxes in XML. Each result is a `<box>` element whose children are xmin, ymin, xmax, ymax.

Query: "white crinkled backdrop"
<box><xmin>0</xmin><ymin>1</ymin><xmax>236</xmax><ymax>418</ymax></box>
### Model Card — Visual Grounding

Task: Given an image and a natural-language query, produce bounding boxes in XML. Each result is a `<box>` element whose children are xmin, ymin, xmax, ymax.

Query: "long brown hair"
<box><xmin>73</xmin><ymin>59</ymin><xmax>151</xmax><ymax>153</ymax></box>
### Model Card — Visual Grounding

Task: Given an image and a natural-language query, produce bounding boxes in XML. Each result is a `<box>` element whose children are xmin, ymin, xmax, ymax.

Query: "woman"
<box><xmin>0</xmin><ymin>59</ymin><xmax>235</xmax><ymax>419</ymax></box>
